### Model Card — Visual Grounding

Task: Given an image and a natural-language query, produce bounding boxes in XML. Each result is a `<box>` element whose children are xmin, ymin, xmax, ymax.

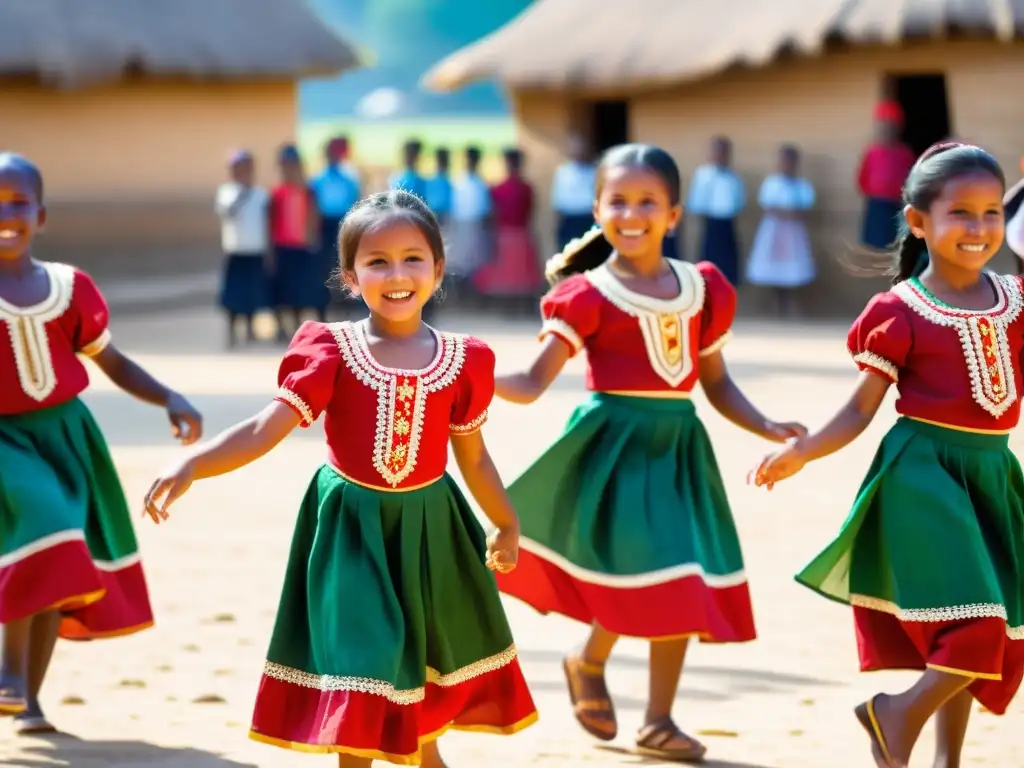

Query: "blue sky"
<box><xmin>301</xmin><ymin>0</ymin><xmax>531</xmax><ymax>120</ymax></box>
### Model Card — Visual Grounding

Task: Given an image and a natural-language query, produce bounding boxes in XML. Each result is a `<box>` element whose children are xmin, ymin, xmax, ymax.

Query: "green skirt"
<box><xmin>0</xmin><ymin>397</ymin><xmax>153</xmax><ymax>639</ymax></box>
<box><xmin>248</xmin><ymin>467</ymin><xmax>537</xmax><ymax>765</ymax></box>
<box><xmin>797</xmin><ymin>417</ymin><xmax>1024</xmax><ymax>714</ymax></box>
<box><xmin>496</xmin><ymin>392</ymin><xmax>755</xmax><ymax>641</ymax></box>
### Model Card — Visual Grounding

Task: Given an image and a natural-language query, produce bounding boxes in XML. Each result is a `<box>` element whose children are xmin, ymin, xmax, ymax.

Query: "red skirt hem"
<box><xmin>854</xmin><ymin>606</ymin><xmax>1024</xmax><ymax>714</ymax></box>
<box><xmin>496</xmin><ymin>547</ymin><xmax>756</xmax><ymax>642</ymax></box>
<box><xmin>249</xmin><ymin>659</ymin><xmax>537</xmax><ymax>763</ymax></box>
<box><xmin>0</xmin><ymin>538</ymin><xmax>153</xmax><ymax>640</ymax></box>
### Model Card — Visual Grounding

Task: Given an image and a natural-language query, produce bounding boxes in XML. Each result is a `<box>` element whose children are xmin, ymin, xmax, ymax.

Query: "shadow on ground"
<box><xmin>6</xmin><ymin>732</ymin><xmax>256</xmax><ymax>767</ymax></box>
<box><xmin>593</xmin><ymin>744</ymin><xmax>776</xmax><ymax>767</ymax></box>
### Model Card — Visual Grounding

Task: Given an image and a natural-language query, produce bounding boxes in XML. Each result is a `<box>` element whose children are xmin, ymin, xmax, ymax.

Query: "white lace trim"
<box><xmin>851</xmin><ymin>594</ymin><xmax>1024</xmax><ymax>640</ymax></box>
<box><xmin>333</xmin><ymin>322</ymin><xmax>466</xmax><ymax>487</ymax></box>
<box><xmin>893</xmin><ymin>275</ymin><xmax>1023</xmax><ymax>418</ymax></box>
<box><xmin>586</xmin><ymin>260</ymin><xmax>704</xmax><ymax>387</ymax></box>
<box><xmin>539</xmin><ymin>317</ymin><xmax>583</xmax><ymax>354</ymax></box>
<box><xmin>450</xmin><ymin>409</ymin><xmax>488</xmax><ymax>434</ymax></box>
<box><xmin>0</xmin><ymin>262</ymin><xmax>76</xmax><ymax>402</ymax></box>
<box><xmin>699</xmin><ymin>329</ymin><xmax>732</xmax><ymax>357</ymax></box>
<box><xmin>276</xmin><ymin>387</ymin><xmax>314</xmax><ymax>426</ymax></box>
<box><xmin>261</xmin><ymin>644</ymin><xmax>520</xmax><ymax>705</ymax></box>
<box><xmin>852</xmin><ymin>350</ymin><xmax>898</xmax><ymax>382</ymax></box>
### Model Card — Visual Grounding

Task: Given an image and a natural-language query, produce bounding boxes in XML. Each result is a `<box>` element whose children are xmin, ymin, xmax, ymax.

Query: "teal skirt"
<box><xmin>0</xmin><ymin>398</ymin><xmax>153</xmax><ymax>639</ymax></box>
<box><xmin>249</xmin><ymin>467</ymin><xmax>537</xmax><ymax>764</ymax></box>
<box><xmin>496</xmin><ymin>392</ymin><xmax>755</xmax><ymax>641</ymax></box>
<box><xmin>797</xmin><ymin>417</ymin><xmax>1024</xmax><ymax>714</ymax></box>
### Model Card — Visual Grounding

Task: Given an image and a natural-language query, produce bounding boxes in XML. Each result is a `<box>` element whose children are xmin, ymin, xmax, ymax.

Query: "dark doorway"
<box><xmin>587</xmin><ymin>100</ymin><xmax>629</xmax><ymax>154</ymax></box>
<box><xmin>888</xmin><ymin>74</ymin><xmax>952</xmax><ymax>157</ymax></box>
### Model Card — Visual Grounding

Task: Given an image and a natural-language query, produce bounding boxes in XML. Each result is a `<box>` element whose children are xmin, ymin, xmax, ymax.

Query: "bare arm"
<box><xmin>698</xmin><ymin>348</ymin><xmax>804</xmax><ymax>442</ymax></box>
<box><xmin>790</xmin><ymin>371</ymin><xmax>890</xmax><ymax>462</ymax></box>
<box><xmin>494</xmin><ymin>336</ymin><xmax>572</xmax><ymax>405</ymax></box>
<box><xmin>752</xmin><ymin>371</ymin><xmax>891</xmax><ymax>487</ymax></box>
<box><xmin>451</xmin><ymin>430</ymin><xmax>519</xmax><ymax>531</ymax></box>
<box><xmin>91</xmin><ymin>343</ymin><xmax>203</xmax><ymax>443</ymax></box>
<box><xmin>143</xmin><ymin>401</ymin><xmax>301</xmax><ymax>520</ymax></box>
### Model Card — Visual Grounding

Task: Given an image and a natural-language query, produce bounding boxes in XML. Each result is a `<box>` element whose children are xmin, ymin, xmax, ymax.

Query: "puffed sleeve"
<box><xmin>538</xmin><ymin>274</ymin><xmax>602</xmax><ymax>357</ymax></box>
<box><xmin>696</xmin><ymin>261</ymin><xmax>737</xmax><ymax>356</ymax></box>
<box><xmin>450</xmin><ymin>336</ymin><xmax>495</xmax><ymax>435</ymax></box>
<box><xmin>847</xmin><ymin>292</ymin><xmax>912</xmax><ymax>383</ymax></box>
<box><xmin>70</xmin><ymin>268</ymin><xmax>112</xmax><ymax>356</ymax></box>
<box><xmin>274</xmin><ymin>321</ymin><xmax>342</xmax><ymax>427</ymax></box>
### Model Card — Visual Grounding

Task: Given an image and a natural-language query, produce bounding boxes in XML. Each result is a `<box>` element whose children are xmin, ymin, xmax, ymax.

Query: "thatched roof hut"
<box><xmin>424</xmin><ymin>0</ymin><xmax>1020</xmax><ymax>92</ymax></box>
<box><xmin>1</xmin><ymin>0</ymin><xmax>361</xmax><ymax>285</ymax></box>
<box><xmin>423</xmin><ymin>1</ymin><xmax>1024</xmax><ymax>316</ymax></box>
<box><xmin>0</xmin><ymin>0</ymin><xmax>360</xmax><ymax>88</ymax></box>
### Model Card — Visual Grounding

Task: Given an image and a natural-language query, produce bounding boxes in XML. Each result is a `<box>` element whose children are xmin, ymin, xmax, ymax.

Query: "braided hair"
<box><xmin>545</xmin><ymin>143</ymin><xmax>681</xmax><ymax>284</ymax></box>
<box><xmin>887</xmin><ymin>141</ymin><xmax>1004</xmax><ymax>284</ymax></box>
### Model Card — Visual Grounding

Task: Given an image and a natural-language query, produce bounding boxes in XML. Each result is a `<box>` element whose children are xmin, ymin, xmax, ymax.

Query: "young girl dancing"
<box><xmin>752</xmin><ymin>142</ymin><xmax>1024</xmax><ymax>767</ymax></box>
<box><xmin>143</xmin><ymin>190</ymin><xmax>537</xmax><ymax>766</ymax></box>
<box><xmin>494</xmin><ymin>143</ymin><xmax>805</xmax><ymax>762</ymax></box>
<box><xmin>0</xmin><ymin>152</ymin><xmax>203</xmax><ymax>733</ymax></box>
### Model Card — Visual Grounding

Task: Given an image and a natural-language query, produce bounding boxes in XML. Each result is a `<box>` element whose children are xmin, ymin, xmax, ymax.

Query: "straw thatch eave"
<box><xmin>0</xmin><ymin>0</ymin><xmax>363</xmax><ymax>90</ymax></box>
<box><xmin>422</xmin><ymin>0</ymin><xmax>1023</xmax><ymax>94</ymax></box>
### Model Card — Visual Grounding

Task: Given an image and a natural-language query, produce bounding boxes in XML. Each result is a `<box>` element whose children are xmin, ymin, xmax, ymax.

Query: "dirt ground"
<box><xmin>1</xmin><ymin>308</ymin><xmax>1020</xmax><ymax>767</ymax></box>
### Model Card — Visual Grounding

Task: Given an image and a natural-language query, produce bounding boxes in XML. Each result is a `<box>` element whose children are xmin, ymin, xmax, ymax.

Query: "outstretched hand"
<box><xmin>763</xmin><ymin>420</ymin><xmax>807</xmax><ymax>443</ymax></box>
<box><xmin>143</xmin><ymin>459</ymin><xmax>196</xmax><ymax>523</ymax></box>
<box><xmin>166</xmin><ymin>392</ymin><xmax>203</xmax><ymax>445</ymax></box>
<box><xmin>748</xmin><ymin>440</ymin><xmax>807</xmax><ymax>490</ymax></box>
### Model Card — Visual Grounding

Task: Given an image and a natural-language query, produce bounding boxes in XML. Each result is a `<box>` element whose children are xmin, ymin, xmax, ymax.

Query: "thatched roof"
<box><xmin>423</xmin><ymin>0</ymin><xmax>1023</xmax><ymax>93</ymax></box>
<box><xmin>0</xmin><ymin>0</ymin><xmax>361</xmax><ymax>88</ymax></box>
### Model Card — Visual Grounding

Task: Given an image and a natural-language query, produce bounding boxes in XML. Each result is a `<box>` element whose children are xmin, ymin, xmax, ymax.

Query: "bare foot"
<box><xmin>855</xmin><ymin>693</ymin><xmax>912</xmax><ymax>767</ymax></box>
<box><xmin>421</xmin><ymin>739</ymin><xmax>449</xmax><ymax>768</ymax></box>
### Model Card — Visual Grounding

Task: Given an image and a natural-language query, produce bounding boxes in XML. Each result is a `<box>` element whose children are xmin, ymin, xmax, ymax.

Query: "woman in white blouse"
<box><xmin>746</xmin><ymin>144</ymin><xmax>816</xmax><ymax>316</ymax></box>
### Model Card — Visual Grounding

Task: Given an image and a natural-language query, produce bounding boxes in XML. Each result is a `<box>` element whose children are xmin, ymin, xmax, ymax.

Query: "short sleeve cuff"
<box><xmin>539</xmin><ymin>318</ymin><xmax>583</xmax><ymax>355</ymax></box>
<box><xmin>852</xmin><ymin>350</ymin><xmax>899</xmax><ymax>383</ymax></box>
<box><xmin>78</xmin><ymin>329</ymin><xmax>112</xmax><ymax>357</ymax></box>
<box><xmin>276</xmin><ymin>387</ymin><xmax>315</xmax><ymax>426</ymax></box>
<box><xmin>450</xmin><ymin>409</ymin><xmax>488</xmax><ymax>435</ymax></box>
<box><xmin>699</xmin><ymin>329</ymin><xmax>732</xmax><ymax>357</ymax></box>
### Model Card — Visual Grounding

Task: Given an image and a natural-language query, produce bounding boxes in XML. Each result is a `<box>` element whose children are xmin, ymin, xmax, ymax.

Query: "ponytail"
<box><xmin>544</xmin><ymin>225</ymin><xmax>613</xmax><ymax>284</ymax></box>
<box><xmin>889</xmin><ymin>222</ymin><xmax>927</xmax><ymax>284</ymax></box>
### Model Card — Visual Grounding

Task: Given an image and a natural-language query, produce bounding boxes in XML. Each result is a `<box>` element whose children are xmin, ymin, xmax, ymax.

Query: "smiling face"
<box><xmin>343</xmin><ymin>217</ymin><xmax>443</xmax><ymax>323</ymax></box>
<box><xmin>593</xmin><ymin>164</ymin><xmax>681</xmax><ymax>260</ymax></box>
<box><xmin>905</xmin><ymin>171</ymin><xmax>1005</xmax><ymax>272</ymax></box>
<box><xmin>0</xmin><ymin>167</ymin><xmax>45</xmax><ymax>261</ymax></box>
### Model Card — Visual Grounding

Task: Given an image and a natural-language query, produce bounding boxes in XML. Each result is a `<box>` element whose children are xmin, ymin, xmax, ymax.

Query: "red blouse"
<box><xmin>857</xmin><ymin>143</ymin><xmax>916</xmax><ymax>202</ymax></box>
<box><xmin>0</xmin><ymin>262</ymin><xmax>111</xmax><ymax>416</ymax></box>
<box><xmin>270</xmin><ymin>184</ymin><xmax>313</xmax><ymax>248</ymax></box>
<box><xmin>491</xmin><ymin>177</ymin><xmax>533</xmax><ymax>228</ymax></box>
<box><xmin>274</xmin><ymin>321</ymin><xmax>494</xmax><ymax>490</ymax></box>
<box><xmin>849</xmin><ymin>273</ymin><xmax>1024</xmax><ymax>431</ymax></box>
<box><xmin>539</xmin><ymin>260</ymin><xmax>735</xmax><ymax>393</ymax></box>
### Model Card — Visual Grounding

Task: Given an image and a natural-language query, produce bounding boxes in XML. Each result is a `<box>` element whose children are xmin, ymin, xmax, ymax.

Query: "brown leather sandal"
<box><xmin>562</xmin><ymin>655</ymin><xmax>617</xmax><ymax>741</ymax></box>
<box><xmin>636</xmin><ymin>716</ymin><xmax>707</xmax><ymax>762</ymax></box>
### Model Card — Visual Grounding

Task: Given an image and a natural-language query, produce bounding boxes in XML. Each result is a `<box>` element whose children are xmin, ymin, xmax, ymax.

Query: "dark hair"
<box><xmin>545</xmin><ymin>143</ymin><xmax>681</xmax><ymax>284</ymax></box>
<box><xmin>337</xmin><ymin>189</ymin><xmax>444</xmax><ymax>277</ymax></box>
<box><xmin>435</xmin><ymin>147</ymin><xmax>449</xmax><ymax>163</ymax></box>
<box><xmin>0</xmin><ymin>152</ymin><xmax>44</xmax><ymax>203</ymax></box>
<box><xmin>881</xmin><ymin>141</ymin><xmax>1004</xmax><ymax>284</ymax></box>
<box><xmin>466</xmin><ymin>145</ymin><xmax>482</xmax><ymax>167</ymax></box>
<box><xmin>503</xmin><ymin>147</ymin><xmax>523</xmax><ymax>171</ymax></box>
<box><xmin>278</xmin><ymin>143</ymin><xmax>300</xmax><ymax>164</ymax></box>
<box><xmin>779</xmin><ymin>143</ymin><xmax>799</xmax><ymax>160</ymax></box>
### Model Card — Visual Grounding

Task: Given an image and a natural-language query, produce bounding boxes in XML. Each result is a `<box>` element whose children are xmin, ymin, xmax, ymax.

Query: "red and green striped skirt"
<box><xmin>797</xmin><ymin>417</ymin><xmax>1024</xmax><ymax>714</ymax></box>
<box><xmin>497</xmin><ymin>392</ymin><xmax>755</xmax><ymax>642</ymax></box>
<box><xmin>248</xmin><ymin>467</ymin><xmax>537</xmax><ymax>765</ymax></box>
<box><xmin>0</xmin><ymin>397</ymin><xmax>153</xmax><ymax>639</ymax></box>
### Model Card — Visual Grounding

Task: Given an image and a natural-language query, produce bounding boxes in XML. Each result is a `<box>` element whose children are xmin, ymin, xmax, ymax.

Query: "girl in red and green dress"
<box><xmin>144</xmin><ymin>189</ymin><xmax>536</xmax><ymax>766</ymax></box>
<box><xmin>753</xmin><ymin>142</ymin><xmax>1024</xmax><ymax>767</ymax></box>
<box><xmin>0</xmin><ymin>153</ymin><xmax>203</xmax><ymax>733</ymax></box>
<box><xmin>494</xmin><ymin>144</ymin><xmax>805</xmax><ymax>762</ymax></box>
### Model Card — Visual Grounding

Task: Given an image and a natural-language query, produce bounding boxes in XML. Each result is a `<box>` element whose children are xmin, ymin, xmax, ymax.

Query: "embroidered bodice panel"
<box><xmin>275</xmin><ymin>321</ymin><xmax>493</xmax><ymax>489</ymax></box>
<box><xmin>537</xmin><ymin>260</ymin><xmax>736</xmax><ymax>393</ymax></box>
<box><xmin>849</xmin><ymin>274</ymin><xmax>1024</xmax><ymax>430</ymax></box>
<box><xmin>0</xmin><ymin>263</ymin><xmax>112</xmax><ymax>415</ymax></box>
